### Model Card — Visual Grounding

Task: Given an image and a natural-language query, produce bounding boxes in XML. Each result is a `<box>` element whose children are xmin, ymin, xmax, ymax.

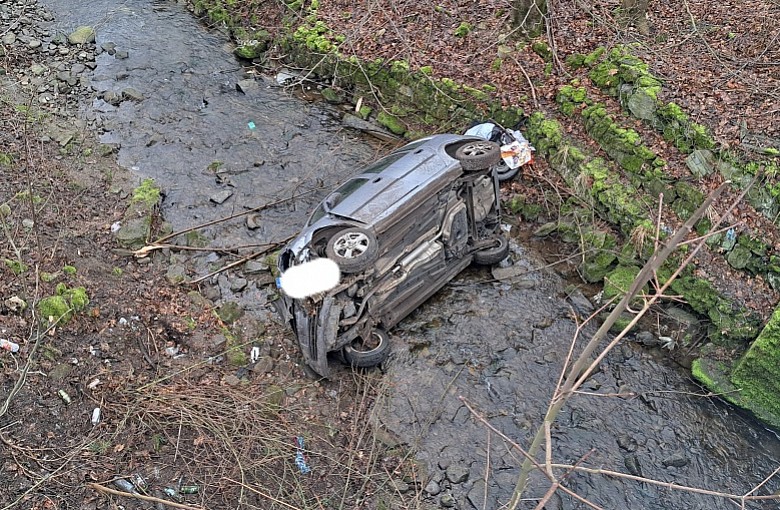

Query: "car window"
<box><xmin>307</xmin><ymin>178</ymin><xmax>370</xmax><ymax>224</ymax></box>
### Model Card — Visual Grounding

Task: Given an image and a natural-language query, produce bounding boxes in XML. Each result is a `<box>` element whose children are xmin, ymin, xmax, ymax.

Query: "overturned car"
<box><xmin>277</xmin><ymin>134</ymin><xmax>509</xmax><ymax>377</ymax></box>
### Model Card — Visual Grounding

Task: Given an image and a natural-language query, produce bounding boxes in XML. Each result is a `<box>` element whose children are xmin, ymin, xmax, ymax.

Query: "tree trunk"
<box><xmin>621</xmin><ymin>0</ymin><xmax>650</xmax><ymax>35</ymax></box>
<box><xmin>512</xmin><ymin>0</ymin><xmax>548</xmax><ymax>39</ymax></box>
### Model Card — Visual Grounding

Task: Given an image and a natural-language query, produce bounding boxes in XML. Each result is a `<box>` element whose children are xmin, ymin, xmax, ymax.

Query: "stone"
<box><xmin>624</xmin><ymin>453</ymin><xmax>643</xmax><ymax>476</ymax></box>
<box><xmin>662</xmin><ymin>452</ymin><xmax>689</xmax><ymax>468</ymax></box>
<box><xmin>2</xmin><ymin>33</ymin><xmax>16</xmax><ymax>45</ymax></box>
<box><xmin>727</xmin><ymin>245</ymin><xmax>752</xmax><ymax>270</ymax></box>
<box><xmin>686</xmin><ymin>149</ymin><xmax>716</xmax><ymax>178</ymax></box>
<box><xmin>445</xmin><ymin>463</ymin><xmax>469</xmax><ymax>484</ymax></box>
<box><xmin>68</xmin><ymin>26</ymin><xmax>95</xmax><ymax>45</ymax></box>
<box><xmin>30</xmin><ymin>63</ymin><xmax>47</xmax><ymax>76</ymax></box>
<box><xmin>235</xmin><ymin>79</ymin><xmax>260</xmax><ymax>95</ymax></box>
<box><xmin>216</xmin><ymin>301</ymin><xmax>243</xmax><ymax>324</ymax></box>
<box><xmin>166</xmin><ymin>264</ymin><xmax>187</xmax><ymax>284</ymax></box>
<box><xmin>71</xmin><ymin>63</ymin><xmax>86</xmax><ymax>75</ymax></box>
<box><xmin>627</xmin><ymin>88</ymin><xmax>657</xmax><ymax>121</ymax></box>
<box><xmin>210</xmin><ymin>190</ymin><xmax>233</xmax><ymax>204</ymax></box>
<box><xmin>121</xmin><ymin>87</ymin><xmax>144</xmax><ymax>102</ymax></box>
<box><xmin>229</xmin><ymin>277</ymin><xmax>248</xmax><ymax>292</ymax></box>
<box><xmin>234</xmin><ymin>41</ymin><xmax>267</xmax><ymax>60</ymax></box>
<box><xmin>223</xmin><ymin>374</ymin><xmax>241</xmax><ymax>386</ymax></box>
<box><xmin>320</xmin><ymin>87</ymin><xmax>343</xmax><ymax>104</ymax></box>
<box><xmin>424</xmin><ymin>479</ymin><xmax>441</xmax><ymax>496</ymax></box>
<box><xmin>28</xmin><ymin>38</ymin><xmax>41</xmax><ymax>49</ymax></box>
<box><xmin>115</xmin><ymin>50</ymin><xmax>129</xmax><ymax>59</ymax></box>
<box><xmin>439</xmin><ymin>493</ymin><xmax>456</xmax><ymax>508</ymax></box>
<box><xmin>49</xmin><ymin>363</ymin><xmax>73</xmax><ymax>381</ymax></box>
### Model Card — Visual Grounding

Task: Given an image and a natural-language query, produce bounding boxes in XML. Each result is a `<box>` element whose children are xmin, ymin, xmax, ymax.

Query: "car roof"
<box><xmin>322</xmin><ymin>134</ymin><xmax>475</xmax><ymax>229</ymax></box>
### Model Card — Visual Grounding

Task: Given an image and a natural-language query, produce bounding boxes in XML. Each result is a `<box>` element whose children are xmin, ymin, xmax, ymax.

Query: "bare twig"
<box><xmin>88</xmin><ymin>482</ymin><xmax>205</xmax><ymax>510</ymax></box>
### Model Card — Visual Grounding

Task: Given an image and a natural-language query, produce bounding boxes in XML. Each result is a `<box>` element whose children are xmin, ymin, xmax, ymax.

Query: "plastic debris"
<box><xmin>58</xmin><ymin>389</ymin><xmax>71</xmax><ymax>404</ymax></box>
<box><xmin>110</xmin><ymin>221</ymin><xmax>121</xmax><ymax>233</ymax></box>
<box><xmin>113</xmin><ymin>479</ymin><xmax>137</xmax><ymax>493</ymax></box>
<box><xmin>1</xmin><ymin>339</ymin><xmax>20</xmax><ymax>353</ymax></box>
<box><xmin>163</xmin><ymin>487</ymin><xmax>183</xmax><ymax>502</ymax></box>
<box><xmin>250</xmin><ymin>346</ymin><xmax>261</xmax><ymax>364</ymax></box>
<box><xmin>87</xmin><ymin>378</ymin><xmax>101</xmax><ymax>390</ymax></box>
<box><xmin>91</xmin><ymin>407</ymin><xmax>101</xmax><ymax>425</ymax></box>
<box><xmin>294</xmin><ymin>436</ymin><xmax>311</xmax><ymax>474</ymax></box>
<box><xmin>180</xmin><ymin>485</ymin><xmax>199</xmax><ymax>494</ymax></box>
<box><xmin>132</xmin><ymin>473</ymin><xmax>148</xmax><ymax>492</ymax></box>
<box><xmin>247</xmin><ymin>121</ymin><xmax>256</xmax><ymax>130</ymax></box>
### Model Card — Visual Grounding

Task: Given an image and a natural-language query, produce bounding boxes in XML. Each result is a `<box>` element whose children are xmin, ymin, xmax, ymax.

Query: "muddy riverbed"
<box><xmin>19</xmin><ymin>0</ymin><xmax>780</xmax><ymax>508</ymax></box>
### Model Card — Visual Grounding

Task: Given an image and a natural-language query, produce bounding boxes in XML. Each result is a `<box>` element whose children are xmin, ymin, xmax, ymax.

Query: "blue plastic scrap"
<box><xmin>248</xmin><ymin>121</ymin><xmax>256</xmax><ymax>130</ymax></box>
<box><xmin>295</xmin><ymin>436</ymin><xmax>311</xmax><ymax>474</ymax></box>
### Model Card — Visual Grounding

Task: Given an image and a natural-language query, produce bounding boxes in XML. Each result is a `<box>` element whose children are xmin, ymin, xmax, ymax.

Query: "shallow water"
<box><xmin>37</xmin><ymin>1</ymin><xmax>780</xmax><ymax>508</ymax></box>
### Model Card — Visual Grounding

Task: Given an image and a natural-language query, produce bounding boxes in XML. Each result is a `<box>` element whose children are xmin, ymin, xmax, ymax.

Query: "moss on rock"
<box><xmin>730</xmin><ymin>306</ymin><xmax>780</xmax><ymax>427</ymax></box>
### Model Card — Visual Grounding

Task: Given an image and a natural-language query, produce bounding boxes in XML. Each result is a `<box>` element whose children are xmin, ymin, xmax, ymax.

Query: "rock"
<box><xmin>234</xmin><ymin>40</ymin><xmax>268</xmax><ymax>60</ymax></box>
<box><xmin>115</xmin><ymin>216</ymin><xmax>151</xmax><ymax>249</ymax></box>
<box><xmin>445</xmin><ymin>463</ymin><xmax>469</xmax><ymax>484</ymax></box>
<box><xmin>727</xmin><ymin>245</ymin><xmax>752</xmax><ymax>270</ymax></box>
<box><xmin>424</xmin><ymin>479</ymin><xmax>441</xmax><ymax>496</ymax></box>
<box><xmin>49</xmin><ymin>363</ymin><xmax>73</xmax><ymax>381</ymax></box>
<box><xmin>210</xmin><ymin>190</ymin><xmax>233</xmax><ymax>204</ymax></box>
<box><xmin>166</xmin><ymin>264</ymin><xmax>187</xmax><ymax>284</ymax></box>
<box><xmin>244</xmin><ymin>260</ymin><xmax>269</xmax><ymax>274</ymax></box>
<box><xmin>624</xmin><ymin>453</ymin><xmax>643</xmax><ymax>476</ymax></box>
<box><xmin>235</xmin><ymin>79</ymin><xmax>260</xmax><ymax>95</ymax></box>
<box><xmin>2</xmin><ymin>33</ymin><xmax>16</xmax><ymax>45</ymax></box>
<box><xmin>229</xmin><ymin>277</ymin><xmax>248</xmax><ymax>292</ymax></box>
<box><xmin>223</xmin><ymin>374</ymin><xmax>241</xmax><ymax>386</ymax></box>
<box><xmin>5</xmin><ymin>296</ymin><xmax>27</xmax><ymax>313</ymax></box>
<box><xmin>30</xmin><ymin>63</ymin><xmax>47</xmax><ymax>76</ymax></box>
<box><xmin>71</xmin><ymin>63</ymin><xmax>86</xmax><ymax>75</ymax></box>
<box><xmin>686</xmin><ymin>149</ymin><xmax>716</xmax><ymax>178</ymax></box>
<box><xmin>252</xmin><ymin>357</ymin><xmax>274</xmax><ymax>374</ymax></box>
<box><xmin>68</xmin><ymin>26</ymin><xmax>96</xmax><ymax>45</ymax></box>
<box><xmin>342</xmin><ymin>114</ymin><xmax>398</xmax><ymax>142</ymax></box>
<box><xmin>121</xmin><ymin>87</ymin><xmax>144</xmax><ymax>102</ymax></box>
<box><xmin>320</xmin><ymin>87</ymin><xmax>343</xmax><ymax>104</ymax></box>
<box><xmin>634</xmin><ymin>330</ymin><xmax>660</xmax><ymax>347</ymax></box>
<box><xmin>245</xmin><ymin>213</ymin><xmax>262</xmax><ymax>230</ymax></box>
<box><xmin>616</xmin><ymin>434</ymin><xmax>638</xmax><ymax>452</ymax></box>
<box><xmin>662</xmin><ymin>452</ymin><xmax>689</xmax><ymax>468</ymax></box>
<box><xmin>216</xmin><ymin>301</ymin><xmax>243</xmax><ymax>324</ymax></box>
<box><xmin>102</xmin><ymin>90</ymin><xmax>121</xmax><ymax>106</ymax></box>
<box><xmin>439</xmin><ymin>493</ymin><xmax>456</xmax><ymax>508</ymax></box>
<box><xmin>28</xmin><ymin>38</ymin><xmax>41</xmax><ymax>49</ymax></box>
<box><xmin>627</xmin><ymin>88</ymin><xmax>657</xmax><ymax>121</ymax></box>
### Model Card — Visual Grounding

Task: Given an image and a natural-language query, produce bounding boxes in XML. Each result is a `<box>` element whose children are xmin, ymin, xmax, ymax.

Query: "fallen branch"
<box><xmin>88</xmin><ymin>482</ymin><xmax>204</xmax><ymax>510</ymax></box>
<box><xmin>187</xmin><ymin>237</ymin><xmax>291</xmax><ymax>285</ymax></box>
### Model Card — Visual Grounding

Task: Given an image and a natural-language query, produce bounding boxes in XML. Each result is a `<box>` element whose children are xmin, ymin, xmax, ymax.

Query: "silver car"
<box><xmin>278</xmin><ymin>134</ymin><xmax>508</xmax><ymax>377</ymax></box>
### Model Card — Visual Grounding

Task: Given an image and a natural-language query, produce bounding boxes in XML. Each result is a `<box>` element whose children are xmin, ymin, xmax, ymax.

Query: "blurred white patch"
<box><xmin>280</xmin><ymin>258</ymin><xmax>340</xmax><ymax>299</ymax></box>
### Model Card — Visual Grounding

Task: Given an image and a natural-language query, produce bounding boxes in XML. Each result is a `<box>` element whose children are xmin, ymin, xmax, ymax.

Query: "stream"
<box><xmin>33</xmin><ymin>0</ymin><xmax>780</xmax><ymax>508</ymax></box>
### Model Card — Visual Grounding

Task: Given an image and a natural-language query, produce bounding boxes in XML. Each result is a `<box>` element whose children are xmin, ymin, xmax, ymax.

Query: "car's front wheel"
<box><xmin>455</xmin><ymin>140</ymin><xmax>502</xmax><ymax>171</ymax></box>
<box><xmin>343</xmin><ymin>329</ymin><xmax>390</xmax><ymax>368</ymax></box>
<box><xmin>325</xmin><ymin>227</ymin><xmax>378</xmax><ymax>273</ymax></box>
<box><xmin>473</xmin><ymin>235</ymin><xmax>510</xmax><ymax>265</ymax></box>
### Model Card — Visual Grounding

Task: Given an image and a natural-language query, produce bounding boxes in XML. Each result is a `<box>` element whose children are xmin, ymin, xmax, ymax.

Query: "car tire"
<box><xmin>473</xmin><ymin>235</ymin><xmax>510</xmax><ymax>265</ymax></box>
<box><xmin>326</xmin><ymin>227</ymin><xmax>379</xmax><ymax>273</ymax></box>
<box><xmin>343</xmin><ymin>329</ymin><xmax>390</xmax><ymax>368</ymax></box>
<box><xmin>455</xmin><ymin>140</ymin><xmax>502</xmax><ymax>171</ymax></box>
<box><xmin>493</xmin><ymin>160</ymin><xmax>521</xmax><ymax>182</ymax></box>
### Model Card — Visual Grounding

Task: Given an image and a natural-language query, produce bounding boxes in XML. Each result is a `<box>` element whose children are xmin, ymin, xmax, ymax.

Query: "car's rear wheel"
<box><xmin>326</xmin><ymin>227</ymin><xmax>378</xmax><ymax>273</ymax></box>
<box><xmin>492</xmin><ymin>160</ymin><xmax>521</xmax><ymax>182</ymax></box>
<box><xmin>343</xmin><ymin>329</ymin><xmax>390</xmax><ymax>368</ymax></box>
<box><xmin>455</xmin><ymin>140</ymin><xmax>501</xmax><ymax>171</ymax></box>
<box><xmin>473</xmin><ymin>235</ymin><xmax>510</xmax><ymax>265</ymax></box>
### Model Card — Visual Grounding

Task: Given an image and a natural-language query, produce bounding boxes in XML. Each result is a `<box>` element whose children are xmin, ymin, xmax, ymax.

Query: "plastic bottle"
<box><xmin>0</xmin><ymin>339</ymin><xmax>20</xmax><ymax>353</ymax></box>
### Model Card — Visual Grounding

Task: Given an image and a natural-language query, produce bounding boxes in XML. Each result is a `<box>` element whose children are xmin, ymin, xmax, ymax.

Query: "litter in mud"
<box><xmin>1</xmin><ymin>338</ymin><xmax>20</xmax><ymax>352</ymax></box>
<box><xmin>294</xmin><ymin>436</ymin><xmax>311</xmax><ymax>474</ymax></box>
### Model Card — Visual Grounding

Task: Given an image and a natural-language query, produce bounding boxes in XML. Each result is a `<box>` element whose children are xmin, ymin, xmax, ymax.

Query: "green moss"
<box><xmin>583</xmin><ymin>47</ymin><xmax>606</xmax><ymax>67</ymax></box>
<box><xmin>419</xmin><ymin>65</ymin><xmax>433</xmax><ymax>75</ymax></box>
<box><xmin>566</xmin><ymin>53</ymin><xmax>587</xmax><ymax>69</ymax></box>
<box><xmin>66</xmin><ymin>287</ymin><xmax>89</xmax><ymax>311</ymax></box>
<box><xmin>63</xmin><ymin>265</ymin><xmax>77</xmax><ymax>275</ymax></box>
<box><xmin>532</xmin><ymin>41</ymin><xmax>552</xmax><ymax>61</ymax></box>
<box><xmin>0</xmin><ymin>152</ymin><xmax>13</xmax><ymax>166</ymax></box>
<box><xmin>4</xmin><ymin>259</ymin><xmax>27</xmax><ymax>275</ymax></box>
<box><xmin>453</xmin><ymin>22</ymin><xmax>473</xmax><ymax>37</ymax></box>
<box><xmin>731</xmin><ymin>306</ymin><xmax>780</xmax><ymax>426</ymax></box>
<box><xmin>223</xmin><ymin>327</ymin><xmax>248</xmax><ymax>366</ymax></box>
<box><xmin>525</xmin><ymin>112</ymin><xmax>563</xmax><ymax>156</ymax></box>
<box><xmin>132</xmin><ymin>178</ymin><xmax>161</xmax><ymax>208</ymax></box>
<box><xmin>37</xmin><ymin>295</ymin><xmax>72</xmax><ymax>323</ymax></box>
<box><xmin>603</xmin><ymin>265</ymin><xmax>645</xmax><ymax>304</ymax></box>
<box><xmin>377</xmin><ymin>111</ymin><xmax>407</xmax><ymax>136</ymax></box>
